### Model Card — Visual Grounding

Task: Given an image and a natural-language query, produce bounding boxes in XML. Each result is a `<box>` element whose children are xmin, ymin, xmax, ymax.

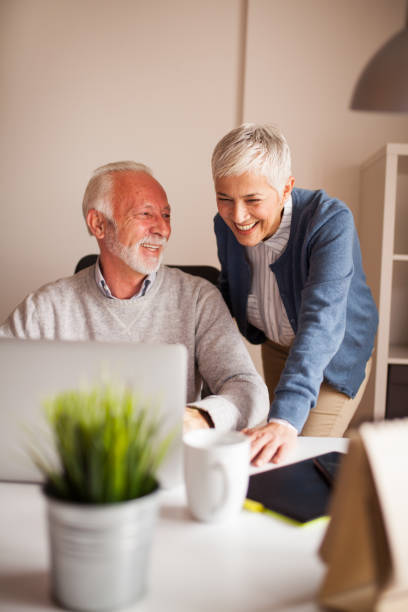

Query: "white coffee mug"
<box><xmin>183</xmin><ymin>429</ymin><xmax>250</xmax><ymax>523</ymax></box>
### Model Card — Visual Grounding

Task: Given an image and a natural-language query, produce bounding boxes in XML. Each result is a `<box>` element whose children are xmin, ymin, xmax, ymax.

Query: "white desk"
<box><xmin>0</xmin><ymin>437</ymin><xmax>347</xmax><ymax>612</ymax></box>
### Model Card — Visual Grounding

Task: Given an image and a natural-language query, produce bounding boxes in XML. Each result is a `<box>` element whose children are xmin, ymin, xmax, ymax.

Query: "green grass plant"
<box><xmin>29</xmin><ymin>383</ymin><xmax>174</xmax><ymax>504</ymax></box>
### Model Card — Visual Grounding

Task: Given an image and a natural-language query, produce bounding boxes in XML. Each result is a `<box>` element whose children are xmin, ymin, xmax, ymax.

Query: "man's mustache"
<box><xmin>137</xmin><ymin>235</ymin><xmax>167</xmax><ymax>247</ymax></box>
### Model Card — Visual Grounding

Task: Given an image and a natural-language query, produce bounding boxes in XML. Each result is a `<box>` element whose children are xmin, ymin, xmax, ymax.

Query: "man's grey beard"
<box><xmin>105</xmin><ymin>224</ymin><xmax>167</xmax><ymax>275</ymax></box>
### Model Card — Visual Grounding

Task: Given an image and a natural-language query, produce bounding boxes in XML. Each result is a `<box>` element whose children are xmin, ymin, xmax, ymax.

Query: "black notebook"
<box><xmin>245</xmin><ymin>451</ymin><xmax>345</xmax><ymax>526</ymax></box>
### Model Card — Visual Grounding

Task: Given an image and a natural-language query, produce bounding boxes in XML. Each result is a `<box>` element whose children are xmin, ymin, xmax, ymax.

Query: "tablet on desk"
<box><xmin>245</xmin><ymin>451</ymin><xmax>345</xmax><ymax>526</ymax></box>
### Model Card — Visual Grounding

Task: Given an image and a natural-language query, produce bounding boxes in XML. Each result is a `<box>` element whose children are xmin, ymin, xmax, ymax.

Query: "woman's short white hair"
<box><xmin>82</xmin><ymin>161</ymin><xmax>153</xmax><ymax>234</ymax></box>
<box><xmin>211</xmin><ymin>123</ymin><xmax>292</xmax><ymax>195</ymax></box>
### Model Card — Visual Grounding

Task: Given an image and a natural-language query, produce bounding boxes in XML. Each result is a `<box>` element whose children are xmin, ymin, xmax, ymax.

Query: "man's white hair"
<box><xmin>82</xmin><ymin>161</ymin><xmax>153</xmax><ymax>234</ymax></box>
<box><xmin>211</xmin><ymin>123</ymin><xmax>292</xmax><ymax>196</ymax></box>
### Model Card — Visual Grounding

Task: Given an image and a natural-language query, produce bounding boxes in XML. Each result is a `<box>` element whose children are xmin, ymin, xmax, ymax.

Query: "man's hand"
<box><xmin>242</xmin><ymin>422</ymin><xmax>297</xmax><ymax>466</ymax></box>
<box><xmin>184</xmin><ymin>407</ymin><xmax>211</xmax><ymax>432</ymax></box>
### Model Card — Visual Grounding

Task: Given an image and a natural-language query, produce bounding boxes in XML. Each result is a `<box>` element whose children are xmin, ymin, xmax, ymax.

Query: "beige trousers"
<box><xmin>261</xmin><ymin>339</ymin><xmax>372</xmax><ymax>437</ymax></box>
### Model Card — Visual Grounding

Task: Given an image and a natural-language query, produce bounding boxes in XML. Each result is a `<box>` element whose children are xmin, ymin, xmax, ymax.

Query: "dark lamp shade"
<box><xmin>350</xmin><ymin>27</ymin><xmax>408</xmax><ymax>112</ymax></box>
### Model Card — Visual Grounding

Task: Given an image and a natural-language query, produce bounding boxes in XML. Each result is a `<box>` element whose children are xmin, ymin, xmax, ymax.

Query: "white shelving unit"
<box><xmin>356</xmin><ymin>143</ymin><xmax>408</xmax><ymax>422</ymax></box>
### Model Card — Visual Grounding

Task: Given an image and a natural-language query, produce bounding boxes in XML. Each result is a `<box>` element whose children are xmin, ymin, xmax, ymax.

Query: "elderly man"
<box><xmin>0</xmin><ymin>161</ymin><xmax>268</xmax><ymax>432</ymax></box>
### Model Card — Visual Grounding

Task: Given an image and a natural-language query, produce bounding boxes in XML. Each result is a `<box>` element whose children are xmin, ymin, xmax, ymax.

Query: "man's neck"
<box><xmin>98</xmin><ymin>253</ymin><xmax>146</xmax><ymax>299</ymax></box>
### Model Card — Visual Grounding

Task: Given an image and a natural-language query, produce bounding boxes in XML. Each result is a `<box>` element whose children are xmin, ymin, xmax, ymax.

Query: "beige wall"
<box><xmin>0</xmin><ymin>0</ymin><xmax>244</xmax><ymax>315</ymax></box>
<box><xmin>1</xmin><ymin>0</ymin><xmax>408</xmax><ymax>374</ymax></box>
<box><xmin>244</xmin><ymin>0</ymin><xmax>408</xmax><ymax>220</ymax></box>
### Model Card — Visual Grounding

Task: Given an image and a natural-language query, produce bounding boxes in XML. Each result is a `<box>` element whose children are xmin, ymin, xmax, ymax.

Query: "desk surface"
<box><xmin>0</xmin><ymin>437</ymin><xmax>348</xmax><ymax>612</ymax></box>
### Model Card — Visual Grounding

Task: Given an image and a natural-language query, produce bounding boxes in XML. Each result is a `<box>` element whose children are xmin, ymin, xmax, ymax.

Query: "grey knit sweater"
<box><xmin>0</xmin><ymin>265</ymin><xmax>269</xmax><ymax>430</ymax></box>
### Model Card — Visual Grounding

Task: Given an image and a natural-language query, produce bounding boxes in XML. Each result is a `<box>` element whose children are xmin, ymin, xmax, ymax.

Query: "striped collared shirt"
<box><xmin>94</xmin><ymin>258</ymin><xmax>155</xmax><ymax>300</ymax></box>
<box><xmin>246</xmin><ymin>196</ymin><xmax>295</xmax><ymax>347</ymax></box>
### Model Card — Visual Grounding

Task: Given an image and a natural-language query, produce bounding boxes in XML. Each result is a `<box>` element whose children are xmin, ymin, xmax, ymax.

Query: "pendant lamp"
<box><xmin>350</xmin><ymin>6</ymin><xmax>408</xmax><ymax>112</ymax></box>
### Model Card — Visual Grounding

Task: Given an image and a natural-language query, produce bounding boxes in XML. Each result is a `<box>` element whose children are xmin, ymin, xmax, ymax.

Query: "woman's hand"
<box><xmin>242</xmin><ymin>422</ymin><xmax>297</xmax><ymax>466</ymax></box>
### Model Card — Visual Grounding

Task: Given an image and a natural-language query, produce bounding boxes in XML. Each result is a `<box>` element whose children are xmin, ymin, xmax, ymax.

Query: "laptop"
<box><xmin>0</xmin><ymin>338</ymin><xmax>187</xmax><ymax>488</ymax></box>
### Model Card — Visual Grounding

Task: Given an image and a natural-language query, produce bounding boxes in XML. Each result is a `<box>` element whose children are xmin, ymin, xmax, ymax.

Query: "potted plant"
<box><xmin>28</xmin><ymin>382</ymin><xmax>173</xmax><ymax>612</ymax></box>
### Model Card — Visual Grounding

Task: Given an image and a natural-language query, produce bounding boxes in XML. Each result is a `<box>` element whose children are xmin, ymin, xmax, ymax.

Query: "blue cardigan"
<box><xmin>214</xmin><ymin>187</ymin><xmax>378</xmax><ymax>431</ymax></box>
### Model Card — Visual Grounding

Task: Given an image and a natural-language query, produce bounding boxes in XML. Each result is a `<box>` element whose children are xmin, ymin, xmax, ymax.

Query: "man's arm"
<box><xmin>0</xmin><ymin>294</ymin><xmax>41</xmax><ymax>339</ymax></box>
<box><xmin>187</xmin><ymin>281</ymin><xmax>269</xmax><ymax>431</ymax></box>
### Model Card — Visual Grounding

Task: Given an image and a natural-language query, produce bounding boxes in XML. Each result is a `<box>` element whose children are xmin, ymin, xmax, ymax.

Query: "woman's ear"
<box><xmin>86</xmin><ymin>209</ymin><xmax>106</xmax><ymax>239</ymax></box>
<box><xmin>282</xmin><ymin>176</ymin><xmax>295</xmax><ymax>202</ymax></box>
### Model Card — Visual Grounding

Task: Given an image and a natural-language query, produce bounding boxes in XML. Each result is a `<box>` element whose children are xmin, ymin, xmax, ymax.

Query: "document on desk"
<box><xmin>244</xmin><ymin>451</ymin><xmax>345</xmax><ymax>526</ymax></box>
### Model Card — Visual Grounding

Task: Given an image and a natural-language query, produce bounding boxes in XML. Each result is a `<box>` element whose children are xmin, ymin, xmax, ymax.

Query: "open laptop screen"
<box><xmin>0</xmin><ymin>339</ymin><xmax>187</xmax><ymax>488</ymax></box>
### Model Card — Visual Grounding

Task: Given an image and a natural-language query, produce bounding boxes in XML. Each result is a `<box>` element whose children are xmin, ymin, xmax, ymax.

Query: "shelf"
<box><xmin>357</xmin><ymin>144</ymin><xmax>408</xmax><ymax>423</ymax></box>
<box><xmin>388</xmin><ymin>345</ymin><xmax>408</xmax><ymax>365</ymax></box>
<box><xmin>394</xmin><ymin>155</ymin><xmax>408</xmax><ymax>253</ymax></box>
<box><xmin>390</xmin><ymin>261</ymin><xmax>408</xmax><ymax>347</ymax></box>
<box><xmin>360</xmin><ymin>143</ymin><xmax>408</xmax><ymax>170</ymax></box>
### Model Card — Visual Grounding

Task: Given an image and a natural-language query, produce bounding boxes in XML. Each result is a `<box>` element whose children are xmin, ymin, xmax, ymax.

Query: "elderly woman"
<box><xmin>212</xmin><ymin>123</ymin><xmax>378</xmax><ymax>466</ymax></box>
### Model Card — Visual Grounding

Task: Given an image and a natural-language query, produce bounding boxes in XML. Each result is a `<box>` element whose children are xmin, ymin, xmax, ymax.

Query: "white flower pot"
<box><xmin>45</xmin><ymin>487</ymin><xmax>160</xmax><ymax>611</ymax></box>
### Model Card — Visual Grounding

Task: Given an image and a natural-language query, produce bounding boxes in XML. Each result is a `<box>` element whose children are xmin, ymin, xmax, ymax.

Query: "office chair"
<box><xmin>75</xmin><ymin>254</ymin><xmax>98</xmax><ymax>274</ymax></box>
<box><xmin>74</xmin><ymin>254</ymin><xmax>220</xmax><ymax>286</ymax></box>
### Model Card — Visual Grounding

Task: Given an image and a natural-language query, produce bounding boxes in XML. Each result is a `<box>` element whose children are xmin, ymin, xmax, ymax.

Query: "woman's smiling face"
<box><xmin>215</xmin><ymin>172</ymin><xmax>294</xmax><ymax>247</ymax></box>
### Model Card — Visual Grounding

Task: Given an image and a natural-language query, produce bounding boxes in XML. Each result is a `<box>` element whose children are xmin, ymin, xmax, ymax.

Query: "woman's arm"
<box><xmin>271</xmin><ymin>206</ymin><xmax>356</xmax><ymax>430</ymax></box>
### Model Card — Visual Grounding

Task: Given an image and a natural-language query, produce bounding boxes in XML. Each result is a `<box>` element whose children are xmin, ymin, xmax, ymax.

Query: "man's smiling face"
<box><xmin>106</xmin><ymin>170</ymin><xmax>171</xmax><ymax>274</ymax></box>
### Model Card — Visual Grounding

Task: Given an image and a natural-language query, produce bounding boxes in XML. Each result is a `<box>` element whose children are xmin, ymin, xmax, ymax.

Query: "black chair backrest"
<box><xmin>171</xmin><ymin>265</ymin><xmax>219</xmax><ymax>286</ymax></box>
<box><xmin>75</xmin><ymin>254</ymin><xmax>98</xmax><ymax>273</ymax></box>
<box><xmin>75</xmin><ymin>254</ymin><xmax>220</xmax><ymax>286</ymax></box>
